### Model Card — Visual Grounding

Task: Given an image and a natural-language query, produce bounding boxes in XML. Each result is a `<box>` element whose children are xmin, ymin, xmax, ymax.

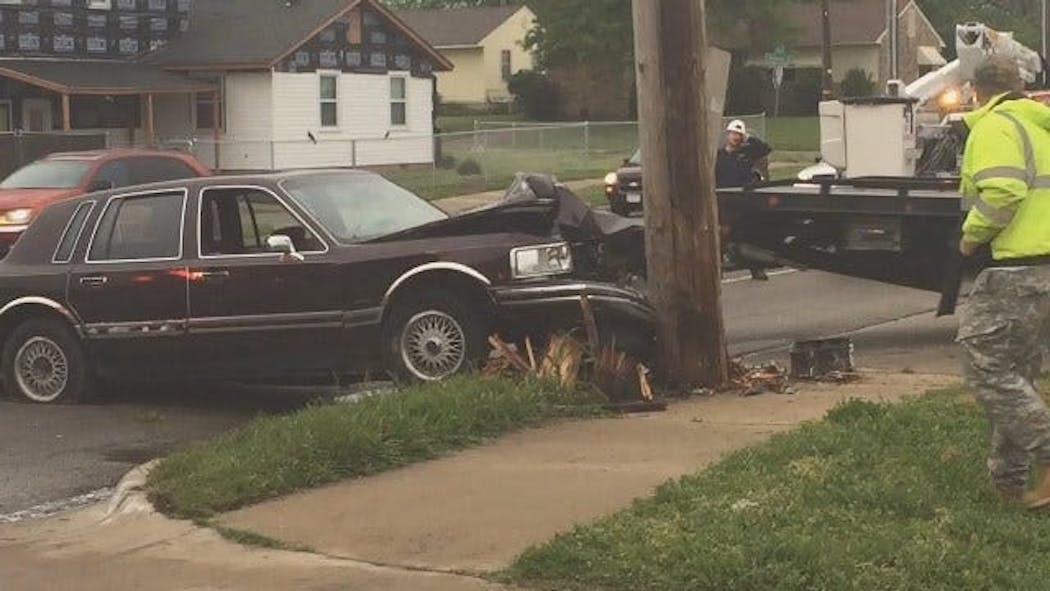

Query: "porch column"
<box><xmin>61</xmin><ymin>94</ymin><xmax>71</xmax><ymax>132</ymax></box>
<box><xmin>145</xmin><ymin>93</ymin><xmax>156</xmax><ymax>147</ymax></box>
<box><xmin>212</xmin><ymin>90</ymin><xmax>221</xmax><ymax>170</ymax></box>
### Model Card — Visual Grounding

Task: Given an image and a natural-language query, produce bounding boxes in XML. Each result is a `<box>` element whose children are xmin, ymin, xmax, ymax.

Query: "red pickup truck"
<box><xmin>0</xmin><ymin>149</ymin><xmax>211</xmax><ymax>252</ymax></box>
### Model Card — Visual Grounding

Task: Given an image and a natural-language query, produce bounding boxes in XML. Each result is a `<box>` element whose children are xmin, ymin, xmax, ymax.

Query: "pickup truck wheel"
<box><xmin>2</xmin><ymin>318</ymin><xmax>92</xmax><ymax>404</ymax></box>
<box><xmin>384</xmin><ymin>290</ymin><xmax>487</xmax><ymax>383</ymax></box>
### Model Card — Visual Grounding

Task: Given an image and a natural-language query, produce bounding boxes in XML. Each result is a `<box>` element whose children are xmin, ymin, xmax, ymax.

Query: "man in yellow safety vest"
<box><xmin>958</xmin><ymin>56</ymin><xmax>1050</xmax><ymax>509</ymax></box>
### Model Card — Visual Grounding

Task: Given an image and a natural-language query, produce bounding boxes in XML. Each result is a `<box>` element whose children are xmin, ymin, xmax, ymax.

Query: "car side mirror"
<box><xmin>622</xmin><ymin>158</ymin><xmax>631</xmax><ymax>166</ymax></box>
<box><xmin>266</xmin><ymin>234</ymin><xmax>304</xmax><ymax>262</ymax></box>
<box><xmin>87</xmin><ymin>179</ymin><xmax>114</xmax><ymax>192</ymax></box>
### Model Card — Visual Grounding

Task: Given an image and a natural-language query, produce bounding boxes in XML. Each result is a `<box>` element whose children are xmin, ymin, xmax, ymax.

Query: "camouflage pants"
<box><xmin>958</xmin><ymin>266</ymin><xmax>1050</xmax><ymax>498</ymax></box>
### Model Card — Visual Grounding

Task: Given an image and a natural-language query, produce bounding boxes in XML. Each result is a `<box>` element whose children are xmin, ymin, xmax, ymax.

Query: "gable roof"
<box><xmin>394</xmin><ymin>5</ymin><xmax>526</xmax><ymax>47</ymax></box>
<box><xmin>144</xmin><ymin>0</ymin><xmax>452</xmax><ymax>71</ymax></box>
<box><xmin>717</xmin><ymin>0</ymin><xmax>943</xmax><ymax>51</ymax></box>
<box><xmin>785</xmin><ymin>0</ymin><xmax>889</xmax><ymax>47</ymax></box>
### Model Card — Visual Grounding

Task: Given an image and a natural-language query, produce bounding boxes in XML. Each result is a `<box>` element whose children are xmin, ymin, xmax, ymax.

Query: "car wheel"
<box><xmin>384</xmin><ymin>289</ymin><xmax>488</xmax><ymax>383</ymax></box>
<box><xmin>2</xmin><ymin>318</ymin><xmax>92</xmax><ymax>404</ymax></box>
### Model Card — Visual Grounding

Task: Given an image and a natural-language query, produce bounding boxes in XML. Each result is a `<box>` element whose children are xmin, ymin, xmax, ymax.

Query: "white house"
<box><xmin>0</xmin><ymin>0</ymin><xmax>452</xmax><ymax>172</ymax></box>
<box><xmin>146</xmin><ymin>0</ymin><xmax>453</xmax><ymax>171</ymax></box>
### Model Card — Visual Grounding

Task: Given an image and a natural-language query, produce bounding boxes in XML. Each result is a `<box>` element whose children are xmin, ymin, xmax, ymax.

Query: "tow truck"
<box><xmin>719</xmin><ymin>23</ymin><xmax>1047</xmax><ymax>309</ymax></box>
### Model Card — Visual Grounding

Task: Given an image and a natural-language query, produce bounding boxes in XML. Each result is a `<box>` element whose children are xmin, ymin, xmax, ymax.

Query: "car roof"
<box><xmin>72</xmin><ymin>168</ymin><xmax>381</xmax><ymax>201</ymax></box>
<box><xmin>43</xmin><ymin>149</ymin><xmax>201</xmax><ymax>162</ymax></box>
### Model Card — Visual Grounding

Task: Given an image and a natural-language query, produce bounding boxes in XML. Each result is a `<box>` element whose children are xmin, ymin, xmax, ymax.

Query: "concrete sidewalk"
<box><xmin>2</xmin><ymin>306</ymin><xmax>963</xmax><ymax>589</ymax></box>
<box><xmin>435</xmin><ymin>178</ymin><xmax>603</xmax><ymax>214</ymax></box>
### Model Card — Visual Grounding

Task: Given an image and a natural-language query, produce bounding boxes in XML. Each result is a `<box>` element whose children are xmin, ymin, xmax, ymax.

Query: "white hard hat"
<box><xmin>726</xmin><ymin>119</ymin><xmax>747</xmax><ymax>135</ymax></box>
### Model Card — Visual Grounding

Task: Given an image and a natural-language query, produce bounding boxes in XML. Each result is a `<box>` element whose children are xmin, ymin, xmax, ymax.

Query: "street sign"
<box><xmin>765</xmin><ymin>45</ymin><xmax>794</xmax><ymax>67</ymax></box>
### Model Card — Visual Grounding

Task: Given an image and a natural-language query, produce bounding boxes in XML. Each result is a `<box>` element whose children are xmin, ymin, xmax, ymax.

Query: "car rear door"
<box><xmin>184</xmin><ymin>184</ymin><xmax>346</xmax><ymax>378</ymax></box>
<box><xmin>67</xmin><ymin>188</ymin><xmax>190</xmax><ymax>379</ymax></box>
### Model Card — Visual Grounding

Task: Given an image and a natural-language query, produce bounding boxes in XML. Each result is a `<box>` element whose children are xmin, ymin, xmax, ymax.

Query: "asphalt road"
<box><xmin>0</xmin><ymin>269</ymin><xmax>956</xmax><ymax>517</ymax></box>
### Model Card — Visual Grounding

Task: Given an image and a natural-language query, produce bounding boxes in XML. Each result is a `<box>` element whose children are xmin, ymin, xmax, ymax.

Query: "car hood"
<box><xmin>0</xmin><ymin>188</ymin><xmax>80</xmax><ymax>211</ymax></box>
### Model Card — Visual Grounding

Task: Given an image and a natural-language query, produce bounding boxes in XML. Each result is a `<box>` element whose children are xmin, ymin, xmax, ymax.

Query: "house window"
<box><xmin>390</xmin><ymin>77</ymin><xmax>407</xmax><ymax>126</ymax></box>
<box><xmin>196</xmin><ymin>92</ymin><xmax>223</xmax><ymax>130</ymax></box>
<box><xmin>320</xmin><ymin>75</ymin><xmax>338</xmax><ymax>127</ymax></box>
<box><xmin>501</xmin><ymin>50</ymin><xmax>512</xmax><ymax>81</ymax></box>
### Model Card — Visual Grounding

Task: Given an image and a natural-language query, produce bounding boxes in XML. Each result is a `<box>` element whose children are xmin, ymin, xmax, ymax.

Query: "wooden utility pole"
<box><xmin>632</xmin><ymin>0</ymin><xmax>728</xmax><ymax>388</ymax></box>
<box><xmin>821</xmin><ymin>0</ymin><xmax>834</xmax><ymax>99</ymax></box>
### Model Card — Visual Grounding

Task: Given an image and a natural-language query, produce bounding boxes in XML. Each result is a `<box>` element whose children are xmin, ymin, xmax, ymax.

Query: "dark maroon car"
<box><xmin>0</xmin><ymin>170</ymin><xmax>653</xmax><ymax>404</ymax></box>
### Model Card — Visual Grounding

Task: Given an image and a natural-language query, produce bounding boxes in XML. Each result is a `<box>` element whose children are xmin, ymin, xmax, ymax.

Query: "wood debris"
<box><xmin>484</xmin><ymin>296</ymin><xmax>657</xmax><ymax>406</ymax></box>
<box><xmin>728</xmin><ymin>361</ymin><xmax>792</xmax><ymax>396</ymax></box>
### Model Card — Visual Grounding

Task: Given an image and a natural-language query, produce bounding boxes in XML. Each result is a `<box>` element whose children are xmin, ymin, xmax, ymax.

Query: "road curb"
<box><xmin>100</xmin><ymin>459</ymin><xmax>160</xmax><ymax>522</ymax></box>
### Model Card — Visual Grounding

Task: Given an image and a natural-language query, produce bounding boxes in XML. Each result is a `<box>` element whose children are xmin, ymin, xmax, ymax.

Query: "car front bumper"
<box><xmin>491</xmin><ymin>280</ymin><xmax>656</xmax><ymax>358</ymax></box>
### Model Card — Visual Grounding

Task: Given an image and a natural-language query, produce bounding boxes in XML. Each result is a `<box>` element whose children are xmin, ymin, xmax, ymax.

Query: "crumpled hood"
<box><xmin>965</xmin><ymin>93</ymin><xmax>1050</xmax><ymax>132</ymax></box>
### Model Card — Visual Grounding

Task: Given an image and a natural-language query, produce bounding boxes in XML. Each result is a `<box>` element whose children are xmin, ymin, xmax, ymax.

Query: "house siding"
<box><xmin>435</xmin><ymin>47</ymin><xmax>486</xmax><ymax>104</ymax></box>
<box><xmin>270</xmin><ymin>71</ymin><xmax>433</xmax><ymax>169</ymax></box>
<box><xmin>478</xmin><ymin>6</ymin><xmax>535</xmax><ymax>102</ymax></box>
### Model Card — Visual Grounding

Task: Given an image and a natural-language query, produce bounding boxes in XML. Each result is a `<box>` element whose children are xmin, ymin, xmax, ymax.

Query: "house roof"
<box><xmin>718</xmin><ymin>0</ymin><xmax>944</xmax><ymax>51</ymax></box>
<box><xmin>144</xmin><ymin>0</ymin><xmax>452</xmax><ymax>71</ymax></box>
<box><xmin>394</xmin><ymin>5</ymin><xmax>525</xmax><ymax>47</ymax></box>
<box><xmin>0</xmin><ymin>58</ymin><xmax>216</xmax><ymax>95</ymax></box>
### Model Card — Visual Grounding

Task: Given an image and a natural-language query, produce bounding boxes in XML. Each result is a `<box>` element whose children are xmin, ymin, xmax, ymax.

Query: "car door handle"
<box><xmin>197</xmin><ymin>270</ymin><xmax>230</xmax><ymax>281</ymax></box>
<box><xmin>79</xmin><ymin>275</ymin><xmax>107</xmax><ymax>287</ymax></box>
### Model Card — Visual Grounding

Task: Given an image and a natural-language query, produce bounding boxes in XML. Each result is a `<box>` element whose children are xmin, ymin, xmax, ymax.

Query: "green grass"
<box><xmin>505</xmin><ymin>388</ymin><xmax>1050</xmax><ymax>591</ymax></box>
<box><xmin>766</xmin><ymin>116</ymin><xmax>820</xmax><ymax>152</ymax></box>
<box><xmin>147</xmin><ymin>377</ymin><xmax>605</xmax><ymax>520</ymax></box>
<box><xmin>438</xmin><ymin>113</ymin><xmax>527</xmax><ymax>133</ymax></box>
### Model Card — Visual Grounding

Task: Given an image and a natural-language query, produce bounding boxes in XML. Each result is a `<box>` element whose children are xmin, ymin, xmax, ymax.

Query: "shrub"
<box><xmin>507</xmin><ymin>70</ymin><xmax>559</xmax><ymax>121</ymax></box>
<box><xmin>840</xmin><ymin>67</ymin><xmax>876</xmax><ymax>98</ymax></box>
<box><xmin>437</xmin><ymin>154</ymin><xmax>457</xmax><ymax>170</ymax></box>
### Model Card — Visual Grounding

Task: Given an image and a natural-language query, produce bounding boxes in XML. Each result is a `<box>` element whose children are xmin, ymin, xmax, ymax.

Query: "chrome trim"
<box><xmin>83</xmin><ymin>319</ymin><xmax>186</xmax><ymax>339</ymax></box>
<box><xmin>84</xmin><ymin>188</ymin><xmax>189</xmax><ymax>265</ymax></box>
<box><xmin>0</xmin><ymin>297</ymin><xmax>81</xmax><ymax>326</ymax></box>
<box><xmin>383</xmin><ymin>262</ymin><xmax>492</xmax><ymax>302</ymax></box>
<box><xmin>52</xmin><ymin>201</ymin><xmax>96</xmax><ymax>264</ymax></box>
<box><xmin>196</xmin><ymin>184</ymin><xmax>329</xmax><ymax>260</ymax></box>
<box><xmin>187</xmin><ymin>310</ymin><xmax>344</xmax><ymax>332</ymax></box>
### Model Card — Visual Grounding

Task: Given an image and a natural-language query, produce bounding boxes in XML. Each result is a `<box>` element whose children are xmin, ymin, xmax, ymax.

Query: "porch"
<box><xmin>0</xmin><ymin>58</ymin><xmax>220</xmax><ymax>167</ymax></box>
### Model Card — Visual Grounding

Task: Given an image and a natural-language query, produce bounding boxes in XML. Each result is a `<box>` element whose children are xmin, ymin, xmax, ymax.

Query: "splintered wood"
<box><xmin>485</xmin><ymin>296</ymin><xmax>654</xmax><ymax>402</ymax></box>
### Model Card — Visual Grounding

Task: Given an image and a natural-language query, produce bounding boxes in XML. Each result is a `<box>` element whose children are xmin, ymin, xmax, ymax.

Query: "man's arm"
<box><xmin>745</xmin><ymin>136</ymin><xmax>773</xmax><ymax>161</ymax></box>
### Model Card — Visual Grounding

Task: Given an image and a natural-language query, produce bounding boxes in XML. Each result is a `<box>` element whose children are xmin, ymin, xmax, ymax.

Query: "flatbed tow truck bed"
<box><xmin>716</xmin><ymin>176</ymin><xmax>972</xmax><ymax>294</ymax></box>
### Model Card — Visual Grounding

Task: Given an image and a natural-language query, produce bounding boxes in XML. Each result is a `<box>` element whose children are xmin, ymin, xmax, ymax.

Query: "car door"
<box><xmin>185</xmin><ymin>184</ymin><xmax>346</xmax><ymax>378</ymax></box>
<box><xmin>67</xmin><ymin>188</ymin><xmax>190</xmax><ymax>379</ymax></box>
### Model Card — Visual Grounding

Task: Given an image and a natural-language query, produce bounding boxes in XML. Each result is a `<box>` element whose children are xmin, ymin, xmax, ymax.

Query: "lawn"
<box><xmin>391</xmin><ymin>117</ymin><xmax>817</xmax><ymax>202</ymax></box>
<box><xmin>146</xmin><ymin>377</ymin><xmax>604</xmax><ymax>519</ymax></box>
<box><xmin>505</xmin><ymin>388</ymin><xmax>1050</xmax><ymax>591</ymax></box>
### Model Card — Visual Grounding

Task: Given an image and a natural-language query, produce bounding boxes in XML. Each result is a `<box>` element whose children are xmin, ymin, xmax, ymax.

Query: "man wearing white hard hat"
<box><xmin>717</xmin><ymin>119</ymin><xmax>774</xmax><ymax>280</ymax></box>
<box><xmin>715</xmin><ymin>119</ymin><xmax>772</xmax><ymax>189</ymax></box>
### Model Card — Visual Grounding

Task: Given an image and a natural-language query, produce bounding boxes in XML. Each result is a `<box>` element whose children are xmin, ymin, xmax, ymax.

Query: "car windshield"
<box><xmin>628</xmin><ymin>149</ymin><xmax>641</xmax><ymax>166</ymax></box>
<box><xmin>0</xmin><ymin>160</ymin><xmax>92</xmax><ymax>190</ymax></box>
<box><xmin>282</xmin><ymin>172</ymin><xmax>448</xmax><ymax>243</ymax></box>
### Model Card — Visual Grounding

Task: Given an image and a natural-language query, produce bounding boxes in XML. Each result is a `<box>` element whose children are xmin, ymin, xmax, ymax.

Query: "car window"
<box><xmin>0</xmin><ymin>160</ymin><xmax>92</xmax><ymax>189</ymax></box>
<box><xmin>88</xmin><ymin>191</ymin><xmax>185</xmax><ymax>261</ymax></box>
<box><xmin>281</xmin><ymin>173</ymin><xmax>446</xmax><ymax>243</ymax></box>
<box><xmin>200</xmin><ymin>188</ymin><xmax>324</xmax><ymax>256</ymax></box>
<box><xmin>94</xmin><ymin>160</ymin><xmax>133</xmax><ymax>189</ymax></box>
<box><xmin>128</xmin><ymin>157</ymin><xmax>200</xmax><ymax>185</ymax></box>
<box><xmin>628</xmin><ymin>149</ymin><xmax>641</xmax><ymax>166</ymax></box>
<box><xmin>53</xmin><ymin>201</ymin><xmax>95</xmax><ymax>263</ymax></box>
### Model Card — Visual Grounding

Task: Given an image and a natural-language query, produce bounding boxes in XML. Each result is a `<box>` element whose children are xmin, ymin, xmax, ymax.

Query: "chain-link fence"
<box><xmin>3</xmin><ymin>114</ymin><xmax>765</xmax><ymax>202</ymax></box>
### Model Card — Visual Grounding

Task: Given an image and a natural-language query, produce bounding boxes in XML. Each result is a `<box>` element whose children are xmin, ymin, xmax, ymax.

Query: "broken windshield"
<box><xmin>281</xmin><ymin>172</ymin><xmax>448</xmax><ymax>243</ymax></box>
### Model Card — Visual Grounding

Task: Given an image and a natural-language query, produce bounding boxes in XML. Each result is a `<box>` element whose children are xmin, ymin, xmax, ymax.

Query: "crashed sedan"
<box><xmin>0</xmin><ymin>170</ymin><xmax>653</xmax><ymax>404</ymax></box>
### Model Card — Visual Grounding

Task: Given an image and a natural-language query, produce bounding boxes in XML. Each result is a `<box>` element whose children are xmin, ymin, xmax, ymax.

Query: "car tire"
<box><xmin>383</xmin><ymin>289</ymin><xmax>489</xmax><ymax>383</ymax></box>
<box><xmin>2</xmin><ymin>317</ymin><xmax>92</xmax><ymax>404</ymax></box>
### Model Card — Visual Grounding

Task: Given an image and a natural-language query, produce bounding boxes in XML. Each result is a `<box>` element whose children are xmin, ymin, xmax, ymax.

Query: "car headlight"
<box><xmin>511</xmin><ymin>242</ymin><xmax>573</xmax><ymax>279</ymax></box>
<box><xmin>1</xmin><ymin>209</ymin><xmax>33</xmax><ymax>225</ymax></box>
<box><xmin>603</xmin><ymin>172</ymin><xmax>619</xmax><ymax>186</ymax></box>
